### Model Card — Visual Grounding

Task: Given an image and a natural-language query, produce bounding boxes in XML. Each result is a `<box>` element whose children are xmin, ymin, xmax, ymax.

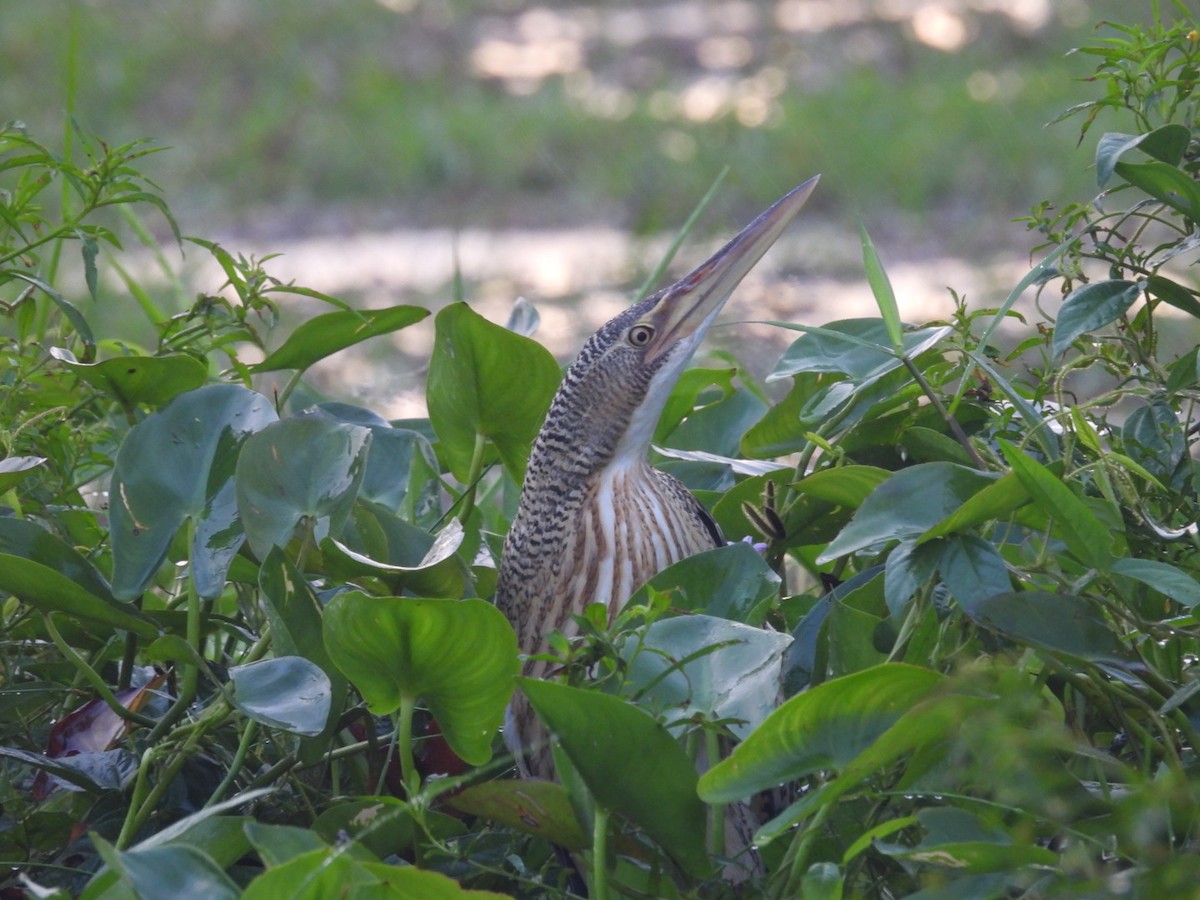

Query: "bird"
<box><xmin>495</xmin><ymin>176</ymin><xmax>819</xmax><ymax>778</ymax></box>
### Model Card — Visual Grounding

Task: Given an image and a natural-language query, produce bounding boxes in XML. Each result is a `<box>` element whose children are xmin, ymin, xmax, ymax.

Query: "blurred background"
<box><xmin>4</xmin><ymin>0</ymin><xmax>1135</xmax><ymax>415</ymax></box>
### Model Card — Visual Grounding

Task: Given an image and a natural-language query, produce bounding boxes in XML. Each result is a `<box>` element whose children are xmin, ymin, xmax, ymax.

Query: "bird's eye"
<box><xmin>628</xmin><ymin>324</ymin><xmax>655</xmax><ymax>347</ymax></box>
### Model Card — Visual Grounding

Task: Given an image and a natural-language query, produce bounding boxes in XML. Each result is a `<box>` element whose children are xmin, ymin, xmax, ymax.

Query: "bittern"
<box><xmin>496</xmin><ymin>177</ymin><xmax>819</xmax><ymax>776</ymax></box>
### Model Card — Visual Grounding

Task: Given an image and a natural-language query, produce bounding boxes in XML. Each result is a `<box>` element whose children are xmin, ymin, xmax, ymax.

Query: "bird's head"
<box><xmin>534</xmin><ymin>176</ymin><xmax>820</xmax><ymax>475</ymax></box>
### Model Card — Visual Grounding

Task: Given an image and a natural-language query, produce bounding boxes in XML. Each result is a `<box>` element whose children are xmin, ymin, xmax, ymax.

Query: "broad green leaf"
<box><xmin>698</xmin><ymin>663</ymin><xmax>944</xmax><ymax>804</ymax></box>
<box><xmin>655</xmin><ymin>366</ymin><xmax>737</xmax><ymax>443</ymax></box>
<box><xmin>920</xmin><ymin>471</ymin><xmax>1030</xmax><ymax>541</ymax></box>
<box><xmin>252</xmin><ymin>304</ymin><xmax>428</xmax><ymax>373</ymax></box>
<box><xmin>795</xmin><ymin>465</ymin><xmax>892</xmax><ymax>509</ymax></box>
<box><xmin>244</xmin><ymin>821</ymin><xmax>335</xmax><ymax>868</ymax></box>
<box><xmin>665</xmin><ymin>387</ymin><xmax>767</xmax><ymax>455</ymax></box>
<box><xmin>1112</xmin><ymin>557</ymin><xmax>1200</xmax><ymax>608</ymax></box>
<box><xmin>1145</xmin><ymin>274</ymin><xmax>1200</xmax><ymax>319</ymax></box>
<box><xmin>325</xmin><ymin>506</ymin><xmax>468</xmax><ymax>598</ymax></box>
<box><xmin>623</xmin><ymin>614</ymin><xmax>792</xmax><ymax>738</ymax></box>
<box><xmin>309</xmin><ymin>797</ymin><xmax>420</xmax><ymax>861</ymax></box>
<box><xmin>236</xmin><ymin>416</ymin><xmax>370</xmax><ymax>561</ymax></box>
<box><xmin>860</xmin><ymin>225</ymin><xmax>903</xmax><ymax>351</ymax></box>
<box><xmin>997</xmin><ymin>441</ymin><xmax>1113</xmax><ymax>571</ymax></box>
<box><xmin>818</xmin><ymin>463</ymin><xmax>997</xmax><ymax>564</ymax></box>
<box><xmin>449</xmin><ymin>779</ymin><xmax>589</xmax><ymax>850</ymax></box>
<box><xmin>0</xmin><ymin>520</ymin><xmax>157</xmax><ymax>638</ymax></box>
<box><xmin>0</xmin><ymin>746</ymin><xmax>124</xmax><ymax>793</ymax></box>
<box><xmin>93</xmin><ymin>839</ymin><xmax>238</xmax><ymax>900</ymax></box>
<box><xmin>229</xmin><ymin>656</ymin><xmax>332</xmax><ymax>737</ymax></box>
<box><xmin>518</xmin><ymin>678</ymin><xmax>711</xmax><ymax>878</ymax></box>
<box><xmin>110</xmin><ymin>384</ymin><xmax>278</xmax><ymax>600</ymax></box>
<box><xmin>426</xmin><ymin>302</ymin><xmax>561</xmax><ymax>483</ymax></box>
<box><xmin>1122</xmin><ymin>401</ymin><xmax>1186</xmax><ymax>483</ymax></box>
<box><xmin>0</xmin><ymin>455</ymin><xmax>46</xmax><ymax>491</ymax></box>
<box><xmin>937</xmin><ymin>535</ymin><xmax>1012</xmax><ymax>613</ymax></box>
<box><xmin>801</xmin><ymin>861</ymin><xmax>844</xmax><ymax>900</ymax></box>
<box><xmin>964</xmin><ymin>591</ymin><xmax>1127</xmax><ymax>662</ymax></box>
<box><xmin>1095</xmin><ymin>125</ymin><xmax>1191</xmax><ymax>187</ymax></box>
<box><xmin>323</xmin><ymin>592</ymin><xmax>517</xmax><ymax>765</ymax></box>
<box><xmin>883</xmin><ymin>539</ymin><xmax>941</xmax><ymax>616</ymax></box>
<box><xmin>629</xmin><ymin>541</ymin><xmax>780</xmax><ymax>624</ymax></box>
<box><xmin>770</xmin><ymin>319</ymin><xmax>949</xmax><ymax>382</ymax></box>
<box><xmin>1115</xmin><ymin>159</ymin><xmax>1200</xmax><ymax>221</ymax></box>
<box><xmin>1052</xmin><ymin>279</ymin><xmax>1141</xmax><ymax>357</ymax></box>
<box><xmin>51</xmin><ymin>349</ymin><xmax>208</xmax><ymax>409</ymax></box>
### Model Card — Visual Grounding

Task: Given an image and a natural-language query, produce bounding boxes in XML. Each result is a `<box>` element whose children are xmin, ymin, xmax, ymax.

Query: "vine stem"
<box><xmin>902</xmin><ymin>357</ymin><xmax>987</xmax><ymax>469</ymax></box>
<box><xmin>591</xmin><ymin>806</ymin><xmax>611</xmax><ymax>900</ymax></box>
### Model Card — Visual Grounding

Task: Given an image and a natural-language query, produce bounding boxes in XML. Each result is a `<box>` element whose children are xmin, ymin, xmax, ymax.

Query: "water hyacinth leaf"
<box><xmin>110</xmin><ymin>384</ymin><xmax>278</xmax><ymax>600</ymax></box>
<box><xmin>426</xmin><ymin>302</ymin><xmax>562</xmax><ymax>484</ymax></box>
<box><xmin>1051</xmin><ymin>280</ymin><xmax>1141</xmax><ymax>357</ymax></box>
<box><xmin>655</xmin><ymin>366</ymin><xmax>737</xmax><ymax>442</ymax></box>
<box><xmin>0</xmin><ymin>746</ymin><xmax>123</xmax><ymax>794</ymax></box>
<box><xmin>1112</xmin><ymin>557</ymin><xmax>1200</xmax><ymax>608</ymax></box>
<box><xmin>251</xmin><ymin>304</ymin><xmax>428</xmax><ymax>373</ymax></box>
<box><xmin>800</xmin><ymin>862</ymin><xmax>844</xmax><ymax>900</ymax></box>
<box><xmin>817</xmin><ymin>463</ymin><xmax>997</xmax><ymax>564</ymax></box>
<box><xmin>937</xmin><ymin>534</ymin><xmax>1013</xmax><ymax>613</ymax></box>
<box><xmin>623</xmin><ymin>615</ymin><xmax>792</xmax><ymax>739</ymax></box>
<box><xmin>449</xmin><ymin>780</ymin><xmax>589</xmax><ymax>850</ymax></box>
<box><xmin>630</xmin><ymin>540</ymin><xmax>780</xmax><ymax>624</ymax></box>
<box><xmin>323</xmin><ymin>592</ymin><xmax>517</xmax><ymax>765</ymax></box>
<box><xmin>325</xmin><ymin>507</ymin><xmax>468</xmax><ymax>598</ymax></box>
<box><xmin>698</xmin><ymin>664</ymin><xmax>944</xmax><ymax>804</ymax></box>
<box><xmin>964</xmin><ymin>591</ymin><xmax>1127</xmax><ymax>662</ymax></box>
<box><xmin>236</xmin><ymin>416</ymin><xmax>371</xmax><ymax>561</ymax></box>
<box><xmin>229</xmin><ymin>656</ymin><xmax>332</xmax><ymax>737</ymax></box>
<box><xmin>997</xmin><ymin>440</ymin><xmax>1113</xmax><ymax>572</ymax></box>
<box><xmin>518</xmin><ymin>678</ymin><xmax>711</xmax><ymax>878</ymax></box>
<box><xmin>50</xmin><ymin>348</ymin><xmax>208</xmax><ymax>409</ymax></box>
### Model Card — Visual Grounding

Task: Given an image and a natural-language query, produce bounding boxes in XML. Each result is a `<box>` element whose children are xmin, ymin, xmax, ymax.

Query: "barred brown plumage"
<box><xmin>495</xmin><ymin>176</ymin><xmax>819</xmax><ymax>779</ymax></box>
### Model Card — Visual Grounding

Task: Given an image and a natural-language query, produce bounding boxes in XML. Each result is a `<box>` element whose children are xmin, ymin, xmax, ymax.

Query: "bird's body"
<box><xmin>495</xmin><ymin>177</ymin><xmax>819</xmax><ymax>777</ymax></box>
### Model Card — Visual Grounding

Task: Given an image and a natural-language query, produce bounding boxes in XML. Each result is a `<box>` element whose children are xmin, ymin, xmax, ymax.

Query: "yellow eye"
<box><xmin>628</xmin><ymin>324</ymin><xmax>655</xmax><ymax>347</ymax></box>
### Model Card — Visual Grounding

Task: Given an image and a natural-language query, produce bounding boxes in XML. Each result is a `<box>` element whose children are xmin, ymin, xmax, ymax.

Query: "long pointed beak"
<box><xmin>646</xmin><ymin>175</ymin><xmax>819</xmax><ymax>362</ymax></box>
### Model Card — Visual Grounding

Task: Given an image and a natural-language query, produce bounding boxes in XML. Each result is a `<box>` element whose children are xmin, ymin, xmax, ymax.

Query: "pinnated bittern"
<box><xmin>496</xmin><ymin>177</ymin><xmax>819</xmax><ymax>776</ymax></box>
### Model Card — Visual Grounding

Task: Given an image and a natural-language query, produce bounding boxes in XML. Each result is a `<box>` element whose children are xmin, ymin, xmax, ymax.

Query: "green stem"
<box><xmin>705</xmin><ymin>727</ymin><xmax>725</xmax><ymax>860</ymax></box>
<box><xmin>775</xmin><ymin>797</ymin><xmax>833</xmax><ymax>900</ymax></box>
<box><xmin>592</xmin><ymin>806</ymin><xmax>611</xmax><ymax>900</ymax></box>
<box><xmin>459</xmin><ymin>431</ymin><xmax>488</xmax><ymax>523</ymax></box>
<box><xmin>206</xmin><ymin>718</ymin><xmax>259</xmax><ymax>807</ymax></box>
<box><xmin>396</xmin><ymin>695</ymin><xmax>419</xmax><ymax>800</ymax></box>
<box><xmin>901</xmin><ymin>357</ymin><xmax>987</xmax><ymax>469</ymax></box>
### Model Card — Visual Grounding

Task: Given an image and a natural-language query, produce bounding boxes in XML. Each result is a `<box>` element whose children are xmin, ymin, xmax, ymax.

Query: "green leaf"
<box><xmin>1111</xmin><ymin>557</ymin><xmax>1200</xmax><ymax>608</ymax></box>
<box><xmin>51</xmin><ymin>349</ymin><xmax>208</xmax><ymax>409</ymax></box>
<box><xmin>630</xmin><ymin>541</ymin><xmax>780</xmax><ymax>624</ymax></box>
<box><xmin>769</xmin><ymin>319</ymin><xmax>949</xmax><ymax>382</ymax></box>
<box><xmin>920</xmin><ymin>472</ymin><xmax>1030</xmax><ymax>541</ymax></box>
<box><xmin>817</xmin><ymin>463</ymin><xmax>998</xmax><ymax>564</ymax></box>
<box><xmin>859</xmin><ymin>225</ymin><xmax>903</xmax><ymax>351</ymax></box>
<box><xmin>1145</xmin><ymin>274</ymin><xmax>1200</xmax><ymax>319</ymax></box>
<box><xmin>323</xmin><ymin>592</ymin><xmax>517</xmax><ymax>765</ymax></box>
<box><xmin>0</xmin><ymin>519</ymin><xmax>157</xmax><ymax>638</ymax></box>
<box><xmin>426</xmin><ymin>302</ymin><xmax>561</xmax><ymax>483</ymax></box>
<box><xmin>795</xmin><ymin>465</ymin><xmax>892</xmax><ymax>509</ymax></box>
<box><xmin>997</xmin><ymin>440</ymin><xmax>1113</xmax><ymax>571</ymax></box>
<box><xmin>110</xmin><ymin>384</ymin><xmax>278</xmax><ymax>600</ymax></box>
<box><xmin>698</xmin><ymin>663</ymin><xmax>944</xmax><ymax>804</ymax></box>
<box><xmin>800</xmin><ymin>861</ymin><xmax>844</xmax><ymax>900</ymax></box>
<box><xmin>93</xmin><ymin>838</ymin><xmax>238</xmax><ymax>900</ymax></box>
<box><xmin>229</xmin><ymin>656</ymin><xmax>332</xmax><ymax>736</ymax></box>
<box><xmin>235</xmin><ymin>416</ymin><xmax>371</xmax><ymax>561</ymax></box>
<box><xmin>624</xmin><ymin>614</ymin><xmax>792</xmax><ymax>738</ymax></box>
<box><xmin>937</xmin><ymin>535</ymin><xmax>1012</xmax><ymax>613</ymax></box>
<box><xmin>0</xmin><ymin>455</ymin><xmax>45</xmax><ymax>491</ymax></box>
<box><xmin>518</xmin><ymin>678</ymin><xmax>711</xmax><ymax>878</ymax></box>
<box><xmin>1052</xmin><ymin>279</ymin><xmax>1141</xmax><ymax>357</ymax></box>
<box><xmin>964</xmin><ymin>591</ymin><xmax>1127</xmax><ymax>662</ymax></box>
<box><xmin>325</xmin><ymin>506</ymin><xmax>468</xmax><ymax>598</ymax></box>
<box><xmin>449</xmin><ymin>779</ymin><xmax>589</xmax><ymax>850</ymax></box>
<box><xmin>1122</xmin><ymin>401</ymin><xmax>1186</xmax><ymax>483</ymax></box>
<box><xmin>1115</xmin><ymin>159</ymin><xmax>1200</xmax><ymax>221</ymax></box>
<box><xmin>1095</xmin><ymin>125</ymin><xmax>1191</xmax><ymax>187</ymax></box>
<box><xmin>252</xmin><ymin>304</ymin><xmax>428</xmax><ymax>373</ymax></box>
<box><xmin>8</xmin><ymin>271</ymin><xmax>95</xmax><ymax>354</ymax></box>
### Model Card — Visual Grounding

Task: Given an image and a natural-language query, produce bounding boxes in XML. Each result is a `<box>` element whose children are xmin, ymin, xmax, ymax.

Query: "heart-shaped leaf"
<box><xmin>426</xmin><ymin>302</ymin><xmax>561</xmax><ymax>483</ymax></box>
<box><xmin>323</xmin><ymin>591</ymin><xmax>517</xmax><ymax>765</ymax></box>
<box><xmin>448</xmin><ymin>779</ymin><xmax>588</xmax><ymax>850</ymax></box>
<box><xmin>51</xmin><ymin>348</ymin><xmax>208</xmax><ymax>409</ymax></box>
<box><xmin>235</xmin><ymin>416</ymin><xmax>371</xmax><ymax>560</ymax></box>
<box><xmin>518</xmin><ymin>678</ymin><xmax>711</xmax><ymax>878</ymax></box>
<box><xmin>229</xmin><ymin>656</ymin><xmax>332</xmax><ymax>737</ymax></box>
<box><xmin>110</xmin><ymin>384</ymin><xmax>278</xmax><ymax>600</ymax></box>
<box><xmin>630</xmin><ymin>541</ymin><xmax>780</xmax><ymax>624</ymax></box>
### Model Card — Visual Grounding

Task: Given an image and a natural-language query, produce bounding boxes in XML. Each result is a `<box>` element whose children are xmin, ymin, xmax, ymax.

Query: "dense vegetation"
<box><xmin>4</xmin><ymin>6</ymin><xmax>1200</xmax><ymax>899</ymax></box>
